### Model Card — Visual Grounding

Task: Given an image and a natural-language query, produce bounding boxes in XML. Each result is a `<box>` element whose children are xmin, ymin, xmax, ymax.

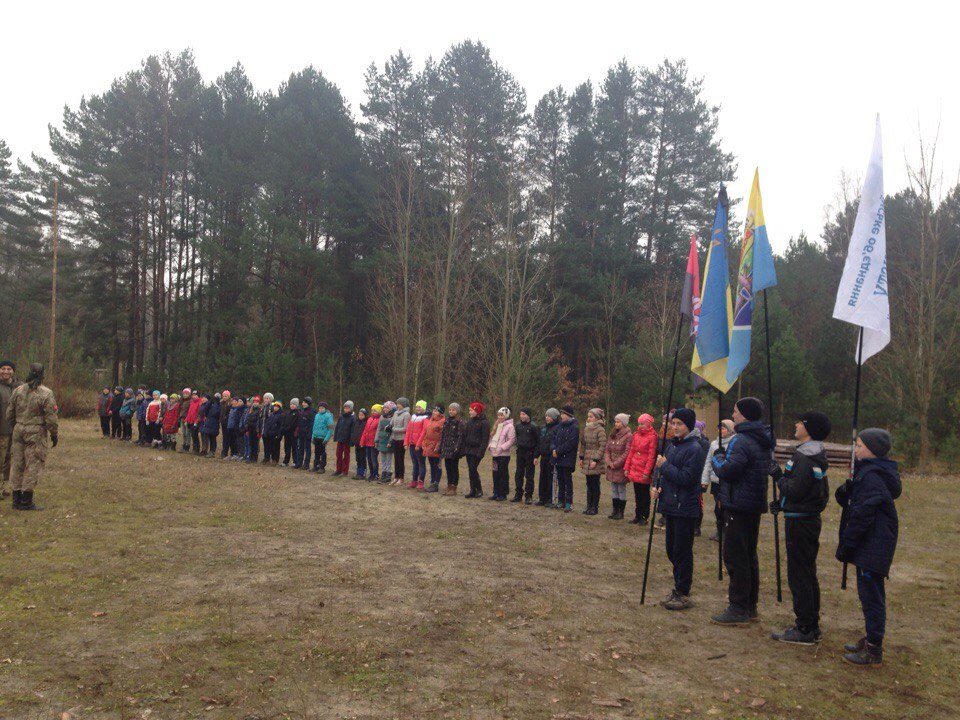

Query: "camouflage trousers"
<box><xmin>10</xmin><ymin>425</ymin><xmax>49</xmax><ymax>492</ymax></box>
<box><xmin>0</xmin><ymin>434</ymin><xmax>10</xmax><ymax>492</ymax></box>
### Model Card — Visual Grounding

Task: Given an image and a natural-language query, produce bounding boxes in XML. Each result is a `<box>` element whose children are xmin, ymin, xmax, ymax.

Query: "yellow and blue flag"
<box><xmin>726</xmin><ymin>170</ymin><xmax>778</xmax><ymax>383</ymax></box>
<box><xmin>691</xmin><ymin>186</ymin><xmax>735</xmax><ymax>393</ymax></box>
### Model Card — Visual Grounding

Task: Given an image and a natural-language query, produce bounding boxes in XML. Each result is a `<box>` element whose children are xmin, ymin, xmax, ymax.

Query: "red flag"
<box><xmin>681</xmin><ymin>234</ymin><xmax>701</xmax><ymax>337</ymax></box>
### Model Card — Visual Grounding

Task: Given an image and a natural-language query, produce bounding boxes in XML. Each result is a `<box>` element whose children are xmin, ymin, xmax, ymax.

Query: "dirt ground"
<box><xmin>0</xmin><ymin>420</ymin><xmax>956</xmax><ymax>720</ymax></box>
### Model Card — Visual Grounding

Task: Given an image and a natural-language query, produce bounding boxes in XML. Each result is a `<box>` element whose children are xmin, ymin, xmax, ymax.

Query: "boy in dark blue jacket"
<box><xmin>835</xmin><ymin>428</ymin><xmax>901</xmax><ymax>665</ymax></box>
<box><xmin>653</xmin><ymin>407</ymin><xmax>707</xmax><ymax>611</ymax></box>
<box><xmin>710</xmin><ymin>397</ymin><xmax>776</xmax><ymax>626</ymax></box>
<box><xmin>551</xmin><ymin>406</ymin><xmax>580</xmax><ymax>512</ymax></box>
<box><xmin>295</xmin><ymin>398</ymin><xmax>317</xmax><ymax>470</ymax></box>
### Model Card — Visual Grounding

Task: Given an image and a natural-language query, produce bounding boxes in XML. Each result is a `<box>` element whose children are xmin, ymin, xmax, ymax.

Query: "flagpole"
<box><xmin>841</xmin><ymin>328</ymin><xmax>865</xmax><ymax>590</ymax></box>
<box><xmin>640</xmin><ymin>311</ymin><xmax>685</xmax><ymax>605</ymax></box>
<box><xmin>763</xmin><ymin>289</ymin><xmax>783</xmax><ymax>602</ymax></box>
<box><xmin>716</xmin><ymin>388</ymin><xmax>723</xmax><ymax>581</ymax></box>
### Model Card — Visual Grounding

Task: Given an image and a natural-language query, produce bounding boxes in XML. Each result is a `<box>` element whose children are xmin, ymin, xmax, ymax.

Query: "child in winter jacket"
<box><xmin>361</xmin><ymin>405</ymin><xmax>382</xmax><ymax>480</ymax></box>
<box><xmin>119</xmin><ymin>388</ymin><xmax>137</xmax><ymax>441</ymax></box>
<box><xmin>405</xmin><ymin>400</ymin><xmax>429</xmax><ymax>488</ymax></box>
<box><xmin>488</xmin><ymin>408</ymin><xmax>516</xmax><ymax>501</ymax></box>
<box><xmin>604</xmin><ymin>413</ymin><xmax>633</xmax><ymax>520</ymax></box>
<box><xmin>145</xmin><ymin>391</ymin><xmax>164</xmax><ymax>447</ymax></box>
<box><xmin>351</xmin><ymin>408</ymin><xmax>368</xmax><ymax>478</ymax></box>
<box><xmin>312</xmin><ymin>402</ymin><xmax>335</xmax><ymax>473</ymax></box>
<box><xmin>624</xmin><ymin>413</ymin><xmax>658</xmax><ymax>524</ymax></box>
<box><xmin>161</xmin><ymin>395</ymin><xmax>181</xmax><ymax>449</ymax></box>
<box><xmin>375</xmin><ymin>402</ymin><xmax>397</xmax><ymax>483</ymax></box>
<box><xmin>417</xmin><ymin>405</ymin><xmax>446</xmax><ymax>491</ymax></box>
<box><xmin>579</xmin><ymin>408</ymin><xmax>607</xmax><ymax>516</ymax></box>
<box><xmin>835</xmin><ymin>428</ymin><xmax>901</xmax><ymax>665</ymax></box>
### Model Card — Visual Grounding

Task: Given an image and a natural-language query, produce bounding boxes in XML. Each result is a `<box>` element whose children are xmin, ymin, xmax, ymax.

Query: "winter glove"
<box><xmin>769</xmin><ymin>499</ymin><xmax>781</xmax><ymax>515</ymax></box>
<box><xmin>50</xmin><ymin>433</ymin><xmax>59</xmax><ymax>448</ymax></box>
<box><xmin>768</xmin><ymin>461</ymin><xmax>783</xmax><ymax>481</ymax></box>
<box><xmin>712</xmin><ymin>446</ymin><xmax>726</xmax><ymax>461</ymax></box>
<box><xmin>835</xmin><ymin>481</ymin><xmax>850</xmax><ymax>507</ymax></box>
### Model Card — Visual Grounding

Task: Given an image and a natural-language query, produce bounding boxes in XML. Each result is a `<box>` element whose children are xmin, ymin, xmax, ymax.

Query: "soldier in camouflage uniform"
<box><xmin>0</xmin><ymin>360</ymin><xmax>20</xmax><ymax>497</ymax></box>
<box><xmin>5</xmin><ymin>363</ymin><xmax>59</xmax><ymax>511</ymax></box>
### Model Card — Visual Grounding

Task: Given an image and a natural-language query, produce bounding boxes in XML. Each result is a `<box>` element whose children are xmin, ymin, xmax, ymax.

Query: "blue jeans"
<box><xmin>428</xmin><ymin>456</ymin><xmax>442</xmax><ymax>486</ymax></box>
<box><xmin>355</xmin><ymin>445</ymin><xmax>367</xmax><ymax>477</ymax></box>
<box><xmin>555</xmin><ymin>465</ymin><xmax>574</xmax><ymax>506</ymax></box>
<box><xmin>409</xmin><ymin>446</ymin><xmax>426</xmax><ymax>482</ymax></box>
<box><xmin>295</xmin><ymin>434</ymin><xmax>311</xmax><ymax>468</ymax></box>
<box><xmin>365</xmin><ymin>447</ymin><xmax>379</xmax><ymax>478</ymax></box>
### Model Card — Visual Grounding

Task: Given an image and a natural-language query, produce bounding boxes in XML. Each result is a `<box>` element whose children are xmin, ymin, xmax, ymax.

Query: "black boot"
<box><xmin>582</xmin><ymin>488</ymin><xmax>593</xmax><ymax>514</ymax></box>
<box><xmin>510</xmin><ymin>489</ymin><xmax>523</xmax><ymax>503</ymax></box>
<box><xmin>608</xmin><ymin>499</ymin><xmax>619</xmax><ymax>519</ymax></box>
<box><xmin>612</xmin><ymin>499</ymin><xmax>624</xmax><ymax>520</ymax></box>
<box><xmin>12</xmin><ymin>489</ymin><xmax>22</xmax><ymax>509</ymax></box>
<box><xmin>844</xmin><ymin>641</ymin><xmax>883</xmax><ymax>665</ymax></box>
<box><xmin>19</xmin><ymin>491</ymin><xmax>43</xmax><ymax>511</ymax></box>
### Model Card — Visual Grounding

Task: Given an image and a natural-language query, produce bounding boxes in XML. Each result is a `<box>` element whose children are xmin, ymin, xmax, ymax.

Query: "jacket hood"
<box><xmin>858</xmin><ymin>457</ymin><xmax>902</xmax><ymax>499</ymax></box>
<box><xmin>735</xmin><ymin>420</ymin><xmax>776</xmax><ymax>451</ymax></box>
<box><xmin>674</xmin><ymin>427</ymin><xmax>702</xmax><ymax>444</ymax></box>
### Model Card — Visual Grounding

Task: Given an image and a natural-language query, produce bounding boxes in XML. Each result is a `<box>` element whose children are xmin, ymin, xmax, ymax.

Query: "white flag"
<box><xmin>832</xmin><ymin>116</ymin><xmax>890</xmax><ymax>364</ymax></box>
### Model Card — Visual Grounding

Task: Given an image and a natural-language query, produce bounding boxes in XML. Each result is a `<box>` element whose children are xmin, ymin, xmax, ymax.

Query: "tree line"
<box><xmin>0</xmin><ymin>41</ymin><xmax>958</xmax><ymax>467</ymax></box>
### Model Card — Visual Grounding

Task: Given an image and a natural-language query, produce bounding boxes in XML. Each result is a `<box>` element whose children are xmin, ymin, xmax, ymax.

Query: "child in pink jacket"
<box><xmin>488</xmin><ymin>407</ymin><xmax>516</xmax><ymax>501</ymax></box>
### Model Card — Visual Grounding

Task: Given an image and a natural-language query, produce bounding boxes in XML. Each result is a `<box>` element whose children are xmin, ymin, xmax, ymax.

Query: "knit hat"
<box><xmin>358</xmin><ymin>407</ymin><xmax>368</xmax><ymax>416</ymax></box>
<box><xmin>273</xmin><ymin>401</ymin><xmax>282</xmax><ymax>408</ymax></box>
<box><xmin>383</xmin><ymin>401</ymin><xmax>397</xmax><ymax>413</ymax></box>
<box><xmin>160</xmin><ymin>394</ymin><xmax>168</xmax><ymax>402</ymax></box>
<box><xmin>263</xmin><ymin>392</ymin><xmax>274</xmax><ymax>402</ymax></box>
<box><xmin>545</xmin><ymin>407</ymin><xmax>560</xmax><ymax>421</ymax></box>
<box><xmin>588</xmin><ymin>407</ymin><xmax>605</xmax><ymax>422</ymax></box>
<box><xmin>614</xmin><ymin>413</ymin><xmax>630</xmax><ymax>427</ymax></box>
<box><xmin>214</xmin><ymin>392</ymin><xmax>221</xmax><ymax>401</ymax></box>
<box><xmin>344</xmin><ymin>400</ymin><xmax>354</xmax><ymax>410</ymax></box>
<box><xmin>318</xmin><ymin>401</ymin><xmax>328</xmax><ymax>409</ymax></box>
<box><xmin>498</xmin><ymin>407</ymin><xmax>511</xmax><ymax>419</ymax></box>
<box><xmin>519</xmin><ymin>406</ymin><xmax>532</xmax><ymax>419</ymax></box>
<box><xmin>152</xmin><ymin>390</ymin><xmax>160</xmax><ymax>398</ymax></box>
<box><xmin>859</xmin><ymin>428</ymin><xmax>892</xmax><ymax>458</ymax></box>
<box><xmin>125</xmin><ymin>387</ymin><xmax>133</xmax><ymax>394</ymax></box>
<box><xmin>637</xmin><ymin>413</ymin><xmax>654</xmax><ymax>426</ymax></box>
<box><xmin>290</xmin><ymin>397</ymin><xmax>300</xmax><ymax>408</ymax></box>
<box><xmin>560</xmin><ymin>405</ymin><xmax>575</xmax><ymax>418</ymax></box>
<box><xmin>371</xmin><ymin>403</ymin><xmax>383</xmax><ymax>414</ymax></box>
<box><xmin>695</xmin><ymin>420</ymin><xmax>706</xmax><ymax>431</ymax></box>
<box><xmin>0</xmin><ymin>360</ymin><xmax>14</xmax><ymax>370</ymax></box>
<box><xmin>304</xmin><ymin>396</ymin><xmax>313</xmax><ymax>405</ymax></box>
<box><xmin>415</xmin><ymin>400</ymin><xmax>427</xmax><ymax>411</ymax></box>
<box><xmin>396</xmin><ymin>397</ymin><xmax>410</xmax><ymax>409</ymax></box>
<box><xmin>115</xmin><ymin>385</ymin><xmax>123</xmax><ymax>392</ymax></box>
<box><xmin>721</xmin><ymin>419</ymin><xmax>735</xmax><ymax>435</ymax></box>
<box><xmin>673</xmin><ymin>407</ymin><xmax>696</xmax><ymax>432</ymax></box>
<box><xmin>222</xmin><ymin>390</ymin><xmax>231</xmax><ymax>399</ymax></box>
<box><xmin>470</xmin><ymin>402</ymin><xmax>485</xmax><ymax>414</ymax></box>
<box><xmin>433</xmin><ymin>403</ymin><xmax>446</xmax><ymax>414</ymax></box>
<box><xmin>182</xmin><ymin>387</ymin><xmax>191</xmax><ymax>395</ymax></box>
<box><xmin>799</xmin><ymin>411</ymin><xmax>831</xmax><ymax>441</ymax></box>
<box><xmin>448</xmin><ymin>402</ymin><xmax>461</xmax><ymax>414</ymax></box>
<box><xmin>735</xmin><ymin>397</ymin><xmax>764</xmax><ymax>422</ymax></box>
<box><xmin>252</xmin><ymin>395</ymin><xmax>261</xmax><ymax>403</ymax></box>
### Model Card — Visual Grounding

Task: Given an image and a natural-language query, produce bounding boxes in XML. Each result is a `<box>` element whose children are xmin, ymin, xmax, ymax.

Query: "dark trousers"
<box><xmin>355</xmin><ymin>445</ymin><xmax>367</xmax><ymax>476</ymax></box>
<box><xmin>365</xmin><ymin>446</ymin><xmax>379</xmax><ymax>478</ymax></box>
<box><xmin>295</xmin><ymin>434</ymin><xmax>311</xmax><ymax>468</ymax></box>
<box><xmin>785</xmin><ymin>516</ymin><xmax>822</xmax><ymax>633</ymax></box>
<box><xmin>467</xmin><ymin>454</ymin><xmax>483</xmax><ymax>494</ymax></box>
<box><xmin>492</xmin><ymin>456</ymin><xmax>510</xmax><ymax>497</ymax></box>
<box><xmin>444</xmin><ymin>457</ymin><xmax>460</xmax><ymax>486</ymax></box>
<box><xmin>537</xmin><ymin>454</ymin><xmax>554</xmax><ymax>503</ymax></box>
<box><xmin>265</xmin><ymin>436</ymin><xmax>281</xmax><ymax>462</ymax></box>
<box><xmin>428</xmin><ymin>456</ymin><xmax>442</xmax><ymax>485</ymax></box>
<box><xmin>633</xmin><ymin>483</ymin><xmax>650</xmax><ymax>520</ymax></box>
<box><xmin>410</xmin><ymin>446</ymin><xmax>426</xmax><ymax>482</ymax></box>
<box><xmin>138</xmin><ymin>419</ymin><xmax>147</xmax><ymax>443</ymax></box>
<box><xmin>336</xmin><ymin>442</ymin><xmax>351</xmax><ymax>474</ymax></box>
<box><xmin>313</xmin><ymin>440</ymin><xmax>328</xmax><ymax>470</ymax></box>
<box><xmin>556</xmin><ymin>465</ymin><xmax>574</xmax><ymax>506</ymax></box>
<box><xmin>222</xmin><ymin>428</ymin><xmax>234</xmax><ymax>457</ymax></box>
<box><xmin>723</xmin><ymin>509</ymin><xmax>762</xmax><ymax>613</ymax></box>
<box><xmin>110</xmin><ymin>414</ymin><xmax>122</xmax><ymax>438</ymax></box>
<box><xmin>121</xmin><ymin>418</ymin><xmax>132</xmax><ymax>440</ymax></box>
<box><xmin>247</xmin><ymin>430</ymin><xmax>260</xmax><ymax>462</ymax></box>
<box><xmin>664</xmin><ymin>514</ymin><xmax>697</xmax><ymax>596</ymax></box>
<box><xmin>514</xmin><ymin>447</ymin><xmax>536</xmax><ymax>498</ymax></box>
<box><xmin>99</xmin><ymin>416</ymin><xmax>111</xmax><ymax>437</ymax></box>
<box><xmin>586</xmin><ymin>474</ymin><xmax>601</xmax><ymax>508</ymax></box>
<box><xmin>190</xmin><ymin>425</ymin><xmax>201</xmax><ymax>453</ymax></box>
<box><xmin>203</xmin><ymin>432</ymin><xmax>218</xmax><ymax>455</ymax></box>
<box><xmin>282</xmin><ymin>431</ymin><xmax>296</xmax><ymax>464</ymax></box>
<box><xmin>391</xmin><ymin>439</ymin><xmax>405</xmax><ymax>479</ymax></box>
<box><xmin>856</xmin><ymin>566</ymin><xmax>886</xmax><ymax>647</ymax></box>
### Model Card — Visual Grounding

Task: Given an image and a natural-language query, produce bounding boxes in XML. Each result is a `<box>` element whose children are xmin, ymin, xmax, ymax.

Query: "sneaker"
<box><xmin>710</xmin><ymin>607</ymin><xmax>752</xmax><ymax>626</ymax></box>
<box><xmin>659</xmin><ymin>589</ymin><xmax>679</xmax><ymax>608</ymax></box>
<box><xmin>417</xmin><ymin>481</ymin><xmax>424</xmax><ymax>490</ymax></box>
<box><xmin>844</xmin><ymin>637</ymin><xmax>867</xmax><ymax>653</ymax></box>
<box><xmin>844</xmin><ymin>642</ymin><xmax>883</xmax><ymax>665</ymax></box>
<box><xmin>425</xmin><ymin>483</ymin><xmax>439</xmax><ymax>493</ymax></box>
<box><xmin>533</xmin><ymin>499</ymin><xmax>548</xmax><ymax>507</ymax></box>
<box><xmin>563</xmin><ymin>503</ymin><xmax>572</xmax><ymax>512</ymax></box>
<box><xmin>407</xmin><ymin>480</ymin><xmax>417</xmax><ymax>488</ymax></box>
<box><xmin>510</xmin><ymin>494</ymin><xmax>522</xmax><ymax>503</ymax></box>
<box><xmin>524</xmin><ymin>496</ymin><xmax>532</xmax><ymax>505</ymax></box>
<box><xmin>771</xmin><ymin>626</ymin><xmax>822</xmax><ymax>645</ymax></box>
<box><xmin>664</xmin><ymin>594</ymin><xmax>693</xmax><ymax>611</ymax></box>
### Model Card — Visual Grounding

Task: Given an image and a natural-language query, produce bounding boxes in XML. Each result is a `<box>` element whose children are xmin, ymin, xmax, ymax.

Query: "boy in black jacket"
<box><xmin>771</xmin><ymin>411</ymin><xmax>831</xmax><ymax>645</ymax></box>
<box><xmin>835</xmin><ymin>428</ymin><xmax>901</xmax><ymax>665</ymax></box>
<box><xmin>535</xmin><ymin>409</ymin><xmax>559</xmax><ymax>506</ymax></box>
<box><xmin>513</xmin><ymin>408</ymin><xmax>539</xmax><ymax>504</ymax></box>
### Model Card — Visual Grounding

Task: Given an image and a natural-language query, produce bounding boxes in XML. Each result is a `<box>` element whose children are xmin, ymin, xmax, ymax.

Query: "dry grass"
<box><xmin>0</xmin><ymin>420</ymin><xmax>956</xmax><ymax>719</ymax></box>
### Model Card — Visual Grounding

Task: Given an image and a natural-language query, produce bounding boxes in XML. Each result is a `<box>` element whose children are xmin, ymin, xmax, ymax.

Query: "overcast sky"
<box><xmin>5</xmin><ymin>1</ymin><xmax>957</xmax><ymax>252</ymax></box>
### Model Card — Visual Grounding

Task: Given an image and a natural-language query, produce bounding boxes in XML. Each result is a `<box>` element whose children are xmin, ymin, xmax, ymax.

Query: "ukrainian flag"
<box><xmin>691</xmin><ymin>186</ymin><xmax>734</xmax><ymax>393</ymax></box>
<box><xmin>726</xmin><ymin>170</ymin><xmax>777</xmax><ymax>384</ymax></box>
